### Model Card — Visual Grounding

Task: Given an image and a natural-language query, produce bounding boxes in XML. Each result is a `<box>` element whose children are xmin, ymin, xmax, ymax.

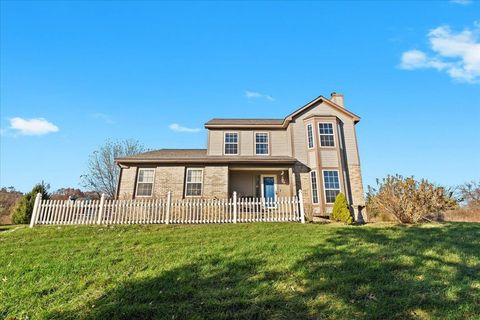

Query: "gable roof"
<box><xmin>116</xmin><ymin>149</ymin><xmax>297</xmax><ymax>165</ymax></box>
<box><xmin>285</xmin><ymin>95</ymin><xmax>361</xmax><ymax>123</ymax></box>
<box><xmin>204</xmin><ymin>95</ymin><xmax>360</xmax><ymax>129</ymax></box>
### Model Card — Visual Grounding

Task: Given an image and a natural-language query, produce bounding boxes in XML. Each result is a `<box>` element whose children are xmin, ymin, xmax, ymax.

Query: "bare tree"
<box><xmin>81</xmin><ymin>139</ymin><xmax>146</xmax><ymax>198</ymax></box>
<box><xmin>458</xmin><ymin>180</ymin><xmax>480</xmax><ymax>210</ymax></box>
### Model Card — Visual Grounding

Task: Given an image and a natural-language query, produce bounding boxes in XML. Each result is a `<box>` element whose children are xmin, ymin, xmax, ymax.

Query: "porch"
<box><xmin>228</xmin><ymin>166</ymin><xmax>295</xmax><ymax>200</ymax></box>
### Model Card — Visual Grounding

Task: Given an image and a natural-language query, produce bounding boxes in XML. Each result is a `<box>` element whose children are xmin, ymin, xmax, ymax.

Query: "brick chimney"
<box><xmin>330</xmin><ymin>92</ymin><xmax>344</xmax><ymax>107</ymax></box>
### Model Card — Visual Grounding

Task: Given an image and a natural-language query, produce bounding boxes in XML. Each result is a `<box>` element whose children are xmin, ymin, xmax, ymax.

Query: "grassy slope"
<box><xmin>0</xmin><ymin>223</ymin><xmax>479</xmax><ymax>320</ymax></box>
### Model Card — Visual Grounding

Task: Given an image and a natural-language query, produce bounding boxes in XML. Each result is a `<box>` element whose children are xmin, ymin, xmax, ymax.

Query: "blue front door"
<box><xmin>263</xmin><ymin>177</ymin><xmax>275</xmax><ymax>202</ymax></box>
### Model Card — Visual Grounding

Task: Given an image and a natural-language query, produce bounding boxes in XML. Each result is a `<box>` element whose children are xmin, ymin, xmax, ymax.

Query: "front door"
<box><xmin>262</xmin><ymin>176</ymin><xmax>276</xmax><ymax>205</ymax></box>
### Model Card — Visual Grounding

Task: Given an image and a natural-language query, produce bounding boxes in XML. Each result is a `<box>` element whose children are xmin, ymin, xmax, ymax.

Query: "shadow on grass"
<box><xmin>51</xmin><ymin>257</ymin><xmax>312</xmax><ymax>319</ymax></box>
<box><xmin>50</xmin><ymin>223</ymin><xmax>480</xmax><ymax>319</ymax></box>
<box><xmin>297</xmin><ymin>223</ymin><xmax>480</xmax><ymax>319</ymax></box>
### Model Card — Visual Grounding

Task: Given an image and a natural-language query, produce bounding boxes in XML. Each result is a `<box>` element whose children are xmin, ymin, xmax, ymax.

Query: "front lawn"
<box><xmin>1</xmin><ymin>223</ymin><xmax>479</xmax><ymax>319</ymax></box>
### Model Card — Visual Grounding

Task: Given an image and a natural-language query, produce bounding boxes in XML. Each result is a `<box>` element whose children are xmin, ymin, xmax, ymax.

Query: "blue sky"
<box><xmin>1</xmin><ymin>0</ymin><xmax>479</xmax><ymax>193</ymax></box>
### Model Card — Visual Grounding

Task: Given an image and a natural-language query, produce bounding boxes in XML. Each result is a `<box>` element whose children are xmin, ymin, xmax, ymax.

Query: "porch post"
<box><xmin>233</xmin><ymin>191</ymin><xmax>237</xmax><ymax>224</ymax></box>
<box><xmin>29</xmin><ymin>193</ymin><xmax>42</xmax><ymax>228</ymax></box>
<box><xmin>298</xmin><ymin>189</ymin><xmax>305</xmax><ymax>224</ymax></box>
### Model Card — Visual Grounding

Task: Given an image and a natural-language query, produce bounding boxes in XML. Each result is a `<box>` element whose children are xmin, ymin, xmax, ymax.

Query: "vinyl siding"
<box><xmin>308</xmin><ymin>151</ymin><xmax>317</xmax><ymax>167</ymax></box>
<box><xmin>270</xmin><ymin>130</ymin><xmax>289</xmax><ymax>156</ymax></box>
<box><xmin>207</xmin><ymin>129</ymin><xmax>290</xmax><ymax>156</ymax></box>
<box><xmin>320</xmin><ymin>150</ymin><xmax>338</xmax><ymax>167</ymax></box>
<box><xmin>208</xmin><ymin>130</ymin><xmax>223</xmax><ymax>155</ymax></box>
<box><xmin>240</xmin><ymin>131</ymin><xmax>254</xmax><ymax>156</ymax></box>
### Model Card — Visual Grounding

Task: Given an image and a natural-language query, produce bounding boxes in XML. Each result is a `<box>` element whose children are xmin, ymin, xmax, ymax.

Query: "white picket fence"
<box><xmin>29</xmin><ymin>191</ymin><xmax>306</xmax><ymax>227</ymax></box>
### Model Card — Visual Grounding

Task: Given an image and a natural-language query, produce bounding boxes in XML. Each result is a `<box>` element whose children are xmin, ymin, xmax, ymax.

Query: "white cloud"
<box><xmin>450</xmin><ymin>0</ymin><xmax>472</xmax><ymax>5</ymax></box>
<box><xmin>168</xmin><ymin>123</ymin><xmax>201</xmax><ymax>133</ymax></box>
<box><xmin>91</xmin><ymin>112</ymin><xmax>115</xmax><ymax>124</ymax></box>
<box><xmin>400</xmin><ymin>23</ymin><xmax>480</xmax><ymax>83</ymax></box>
<box><xmin>9</xmin><ymin>117</ymin><xmax>59</xmax><ymax>136</ymax></box>
<box><xmin>245</xmin><ymin>90</ymin><xmax>275</xmax><ymax>101</ymax></box>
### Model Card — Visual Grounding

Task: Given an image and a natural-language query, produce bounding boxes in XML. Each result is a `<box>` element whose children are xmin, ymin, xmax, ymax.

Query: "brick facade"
<box><xmin>117</xmin><ymin>165</ymin><xmax>228</xmax><ymax>200</ymax></box>
<box><xmin>348</xmin><ymin>164</ymin><xmax>365</xmax><ymax>206</ymax></box>
<box><xmin>203</xmin><ymin>166</ymin><xmax>229</xmax><ymax>199</ymax></box>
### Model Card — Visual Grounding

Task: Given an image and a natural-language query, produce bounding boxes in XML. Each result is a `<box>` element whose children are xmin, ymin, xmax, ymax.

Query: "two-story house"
<box><xmin>115</xmin><ymin>93</ymin><xmax>366</xmax><ymax>221</ymax></box>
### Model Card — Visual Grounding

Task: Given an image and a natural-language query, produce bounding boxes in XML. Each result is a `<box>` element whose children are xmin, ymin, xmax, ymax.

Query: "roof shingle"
<box><xmin>116</xmin><ymin>149</ymin><xmax>297</xmax><ymax>164</ymax></box>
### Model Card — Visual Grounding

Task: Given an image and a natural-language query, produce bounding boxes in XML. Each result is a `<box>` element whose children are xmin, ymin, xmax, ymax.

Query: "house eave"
<box><xmin>116</xmin><ymin>157</ymin><xmax>297</xmax><ymax>165</ymax></box>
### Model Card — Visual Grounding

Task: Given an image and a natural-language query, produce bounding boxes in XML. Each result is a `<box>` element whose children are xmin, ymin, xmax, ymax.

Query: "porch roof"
<box><xmin>116</xmin><ymin>149</ymin><xmax>297</xmax><ymax>165</ymax></box>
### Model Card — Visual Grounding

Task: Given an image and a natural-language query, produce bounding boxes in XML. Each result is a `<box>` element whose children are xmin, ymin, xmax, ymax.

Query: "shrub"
<box><xmin>11</xmin><ymin>182</ymin><xmax>50</xmax><ymax>224</ymax></box>
<box><xmin>366</xmin><ymin>174</ymin><xmax>457</xmax><ymax>223</ymax></box>
<box><xmin>0</xmin><ymin>187</ymin><xmax>23</xmax><ymax>225</ymax></box>
<box><xmin>331</xmin><ymin>192</ymin><xmax>353</xmax><ymax>224</ymax></box>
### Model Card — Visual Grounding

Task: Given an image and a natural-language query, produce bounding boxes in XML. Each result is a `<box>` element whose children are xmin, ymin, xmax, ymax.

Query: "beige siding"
<box><xmin>308</xmin><ymin>151</ymin><xmax>317</xmax><ymax>167</ymax></box>
<box><xmin>208</xmin><ymin>130</ymin><xmax>223</xmax><ymax>155</ymax></box>
<box><xmin>320</xmin><ymin>150</ymin><xmax>338</xmax><ymax>167</ymax></box>
<box><xmin>208</xmin><ymin>129</ymin><xmax>290</xmax><ymax>156</ymax></box>
<box><xmin>118</xmin><ymin>166</ymin><xmax>137</xmax><ymax>199</ymax></box>
<box><xmin>240</xmin><ymin>131</ymin><xmax>254</xmax><ymax>156</ymax></box>
<box><xmin>270</xmin><ymin>130</ymin><xmax>289</xmax><ymax>156</ymax></box>
<box><xmin>290</xmin><ymin>101</ymin><xmax>360</xmax><ymax>165</ymax></box>
<box><xmin>290</xmin><ymin>120</ymin><xmax>308</xmax><ymax>163</ymax></box>
<box><xmin>289</xmin><ymin>100</ymin><xmax>365</xmax><ymax>214</ymax></box>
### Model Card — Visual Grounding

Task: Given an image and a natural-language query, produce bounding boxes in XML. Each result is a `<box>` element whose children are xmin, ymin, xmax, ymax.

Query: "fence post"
<box><xmin>29</xmin><ymin>193</ymin><xmax>42</xmax><ymax>228</ymax></box>
<box><xmin>97</xmin><ymin>193</ymin><xmax>105</xmax><ymax>224</ymax></box>
<box><xmin>298</xmin><ymin>189</ymin><xmax>305</xmax><ymax>224</ymax></box>
<box><xmin>233</xmin><ymin>191</ymin><xmax>237</xmax><ymax>224</ymax></box>
<box><xmin>165</xmin><ymin>191</ymin><xmax>171</xmax><ymax>224</ymax></box>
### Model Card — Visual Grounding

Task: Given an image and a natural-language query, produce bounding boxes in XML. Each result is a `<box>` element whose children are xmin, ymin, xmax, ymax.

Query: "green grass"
<box><xmin>1</xmin><ymin>223</ymin><xmax>479</xmax><ymax>320</ymax></box>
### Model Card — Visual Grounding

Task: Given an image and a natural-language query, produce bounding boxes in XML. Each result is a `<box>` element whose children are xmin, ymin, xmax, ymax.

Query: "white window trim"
<box><xmin>306</xmin><ymin>123</ymin><xmax>315</xmax><ymax>149</ymax></box>
<box><xmin>318</xmin><ymin>122</ymin><xmax>336</xmax><ymax>148</ymax></box>
<box><xmin>185</xmin><ymin>168</ymin><xmax>204</xmax><ymax>197</ymax></box>
<box><xmin>322</xmin><ymin>169</ymin><xmax>341</xmax><ymax>204</ymax></box>
<box><xmin>135</xmin><ymin>168</ymin><xmax>155</xmax><ymax>197</ymax></box>
<box><xmin>223</xmin><ymin>132</ymin><xmax>239</xmax><ymax>155</ymax></box>
<box><xmin>254</xmin><ymin>132</ymin><xmax>270</xmax><ymax>156</ymax></box>
<box><xmin>310</xmin><ymin>170</ymin><xmax>319</xmax><ymax>204</ymax></box>
<box><xmin>260</xmin><ymin>174</ymin><xmax>277</xmax><ymax>207</ymax></box>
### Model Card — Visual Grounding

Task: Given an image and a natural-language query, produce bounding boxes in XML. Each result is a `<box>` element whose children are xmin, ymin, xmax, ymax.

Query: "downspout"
<box><xmin>115</xmin><ymin>162</ymin><xmax>123</xmax><ymax>200</ymax></box>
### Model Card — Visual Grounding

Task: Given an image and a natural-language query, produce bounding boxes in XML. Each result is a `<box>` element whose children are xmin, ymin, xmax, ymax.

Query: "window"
<box><xmin>310</xmin><ymin>171</ymin><xmax>319</xmax><ymax>204</ymax></box>
<box><xmin>185</xmin><ymin>168</ymin><xmax>203</xmax><ymax>196</ymax></box>
<box><xmin>323</xmin><ymin>170</ymin><xmax>340</xmax><ymax>203</ymax></box>
<box><xmin>306</xmin><ymin>124</ymin><xmax>314</xmax><ymax>149</ymax></box>
<box><xmin>255</xmin><ymin>133</ymin><xmax>269</xmax><ymax>155</ymax></box>
<box><xmin>136</xmin><ymin>168</ymin><xmax>154</xmax><ymax>197</ymax></box>
<box><xmin>224</xmin><ymin>132</ymin><xmax>238</xmax><ymax>155</ymax></box>
<box><xmin>319</xmin><ymin>123</ymin><xmax>335</xmax><ymax>147</ymax></box>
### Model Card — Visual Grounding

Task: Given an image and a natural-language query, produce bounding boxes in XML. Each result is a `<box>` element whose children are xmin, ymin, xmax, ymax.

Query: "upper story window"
<box><xmin>319</xmin><ymin>123</ymin><xmax>335</xmax><ymax>147</ymax></box>
<box><xmin>306</xmin><ymin>124</ymin><xmax>314</xmax><ymax>149</ymax></box>
<box><xmin>136</xmin><ymin>168</ymin><xmax>155</xmax><ymax>197</ymax></box>
<box><xmin>310</xmin><ymin>170</ymin><xmax>319</xmax><ymax>204</ymax></box>
<box><xmin>323</xmin><ymin>170</ymin><xmax>340</xmax><ymax>203</ymax></box>
<box><xmin>255</xmin><ymin>133</ymin><xmax>269</xmax><ymax>155</ymax></box>
<box><xmin>185</xmin><ymin>168</ymin><xmax>203</xmax><ymax>196</ymax></box>
<box><xmin>224</xmin><ymin>132</ymin><xmax>238</xmax><ymax>155</ymax></box>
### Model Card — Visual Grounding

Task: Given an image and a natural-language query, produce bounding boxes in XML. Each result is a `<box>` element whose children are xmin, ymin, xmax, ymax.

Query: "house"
<box><xmin>115</xmin><ymin>93</ymin><xmax>366</xmax><ymax>221</ymax></box>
